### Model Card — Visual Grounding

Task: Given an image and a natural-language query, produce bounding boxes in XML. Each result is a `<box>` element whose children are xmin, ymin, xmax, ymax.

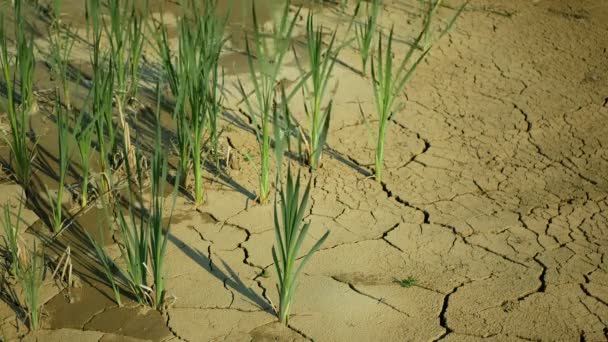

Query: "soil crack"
<box><xmin>164</xmin><ymin>310</ymin><xmax>189</xmax><ymax>342</ymax></box>
<box><xmin>329</xmin><ymin>276</ymin><xmax>410</xmax><ymax>317</ymax></box>
<box><xmin>433</xmin><ymin>282</ymin><xmax>467</xmax><ymax>341</ymax></box>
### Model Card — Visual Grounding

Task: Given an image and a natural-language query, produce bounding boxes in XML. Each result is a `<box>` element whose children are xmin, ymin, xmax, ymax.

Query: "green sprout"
<box><xmin>238</xmin><ymin>0</ymin><xmax>304</xmax><ymax>203</ymax></box>
<box><xmin>272</xmin><ymin>168</ymin><xmax>329</xmax><ymax>325</ymax></box>
<box><xmin>398</xmin><ymin>275</ymin><xmax>418</xmax><ymax>288</ymax></box>
<box><xmin>0</xmin><ymin>9</ymin><xmax>36</xmax><ymax>190</ymax></box>
<box><xmin>300</xmin><ymin>13</ymin><xmax>339</xmax><ymax>169</ymax></box>
<box><xmin>354</xmin><ymin>0</ymin><xmax>381</xmax><ymax>75</ymax></box>
<box><xmin>47</xmin><ymin>98</ymin><xmax>70</xmax><ymax>233</ymax></box>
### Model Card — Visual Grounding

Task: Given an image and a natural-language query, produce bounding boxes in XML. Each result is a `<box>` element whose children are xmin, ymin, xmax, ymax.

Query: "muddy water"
<box><xmin>43</xmin><ymin>0</ymin><xmax>283</xmax><ymax>35</ymax></box>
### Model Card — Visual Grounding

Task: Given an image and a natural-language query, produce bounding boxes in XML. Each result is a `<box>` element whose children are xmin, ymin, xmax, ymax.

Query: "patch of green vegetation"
<box><xmin>398</xmin><ymin>276</ymin><xmax>418</xmax><ymax>288</ymax></box>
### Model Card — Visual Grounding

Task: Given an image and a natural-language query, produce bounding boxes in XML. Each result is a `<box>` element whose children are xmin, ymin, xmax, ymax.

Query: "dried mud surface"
<box><xmin>1</xmin><ymin>0</ymin><xmax>608</xmax><ymax>341</ymax></box>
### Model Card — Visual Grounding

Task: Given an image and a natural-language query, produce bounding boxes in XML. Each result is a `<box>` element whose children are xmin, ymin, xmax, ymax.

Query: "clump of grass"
<box><xmin>105</xmin><ymin>0</ymin><xmax>144</xmax><ymax>105</ymax></box>
<box><xmin>85</xmin><ymin>0</ymin><xmax>116</xmax><ymax>200</ymax></box>
<box><xmin>272</xmin><ymin>168</ymin><xmax>329</xmax><ymax>324</ymax></box>
<box><xmin>74</xmin><ymin>107</ymin><xmax>95</xmax><ymax>207</ymax></box>
<box><xmin>370</xmin><ymin>2</ymin><xmax>466</xmax><ymax>183</ymax></box>
<box><xmin>300</xmin><ymin>13</ymin><xmax>340</xmax><ymax>169</ymax></box>
<box><xmin>0</xmin><ymin>10</ymin><xmax>36</xmax><ymax>190</ymax></box>
<box><xmin>1</xmin><ymin>194</ymin><xmax>44</xmax><ymax>329</ymax></box>
<box><xmin>16</xmin><ymin>242</ymin><xmax>45</xmax><ymax>331</ymax></box>
<box><xmin>92</xmin><ymin>84</ymin><xmax>179</xmax><ymax>310</ymax></box>
<box><xmin>95</xmin><ymin>69</ymin><xmax>116</xmax><ymax>200</ymax></box>
<box><xmin>238</xmin><ymin>1</ymin><xmax>305</xmax><ymax>202</ymax></box>
<box><xmin>112</xmin><ymin>170</ymin><xmax>150</xmax><ymax>306</ymax></box>
<box><xmin>154</xmin><ymin>0</ymin><xmax>227</xmax><ymax>206</ymax></box>
<box><xmin>125</xmin><ymin>2</ymin><xmax>145</xmax><ymax>101</ymax></box>
<box><xmin>87</xmin><ymin>224</ymin><xmax>122</xmax><ymax>306</ymax></box>
<box><xmin>86</xmin><ymin>0</ymin><xmax>117</xmax><ymax>157</ymax></box>
<box><xmin>1</xmin><ymin>199</ymin><xmax>24</xmax><ymax>276</ymax></box>
<box><xmin>148</xmin><ymin>93</ymin><xmax>178</xmax><ymax>309</ymax></box>
<box><xmin>47</xmin><ymin>98</ymin><xmax>70</xmax><ymax>232</ymax></box>
<box><xmin>353</xmin><ymin>0</ymin><xmax>381</xmax><ymax>75</ymax></box>
<box><xmin>370</xmin><ymin>27</ymin><xmax>427</xmax><ymax>183</ymax></box>
<box><xmin>48</xmin><ymin>0</ymin><xmax>76</xmax><ymax>110</ymax></box>
<box><xmin>398</xmin><ymin>275</ymin><xmax>417</xmax><ymax>288</ymax></box>
<box><xmin>273</xmin><ymin>87</ymin><xmax>293</xmax><ymax>181</ymax></box>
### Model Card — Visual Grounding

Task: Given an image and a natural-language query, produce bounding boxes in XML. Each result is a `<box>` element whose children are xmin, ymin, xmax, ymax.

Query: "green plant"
<box><xmin>420</xmin><ymin>0</ymin><xmax>443</xmax><ymax>50</ymax></box>
<box><xmin>184</xmin><ymin>2</ymin><xmax>226</xmax><ymax>206</ymax></box>
<box><xmin>91</xmin><ymin>61</ymin><xmax>115</xmax><ymax>199</ymax></box>
<box><xmin>114</xmin><ymin>192</ymin><xmax>150</xmax><ymax>305</ymax></box>
<box><xmin>16</xmin><ymin>242</ymin><xmax>45</xmax><ymax>330</ymax></box>
<box><xmin>104</xmin><ymin>0</ymin><xmax>141</xmax><ymax>105</ymax></box>
<box><xmin>126</xmin><ymin>3</ymin><xmax>145</xmax><ymax>100</ymax></box>
<box><xmin>398</xmin><ymin>275</ymin><xmax>418</xmax><ymax>288</ymax></box>
<box><xmin>1</xmin><ymin>199</ymin><xmax>23</xmax><ymax>276</ymax></box>
<box><xmin>370</xmin><ymin>27</ymin><xmax>426</xmax><ymax>183</ymax></box>
<box><xmin>48</xmin><ymin>0</ymin><xmax>76</xmax><ymax>110</ymax></box>
<box><xmin>47</xmin><ymin>98</ymin><xmax>70</xmax><ymax>232</ymax></box>
<box><xmin>95</xmin><ymin>84</ymin><xmax>179</xmax><ymax>310</ymax></box>
<box><xmin>153</xmin><ymin>0</ymin><xmax>227</xmax><ymax>205</ymax></box>
<box><xmin>238</xmin><ymin>0</ymin><xmax>303</xmax><ymax>202</ymax></box>
<box><xmin>86</xmin><ymin>0</ymin><xmax>117</xmax><ymax>158</ymax></box>
<box><xmin>86</xmin><ymin>0</ymin><xmax>115</xmax><ymax>198</ymax></box>
<box><xmin>272</xmin><ymin>87</ymin><xmax>292</xmax><ymax>182</ymax></box>
<box><xmin>148</xmin><ymin>91</ymin><xmax>179</xmax><ymax>309</ymax></box>
<box><xmin>272</xmin><ymin>169</ymin><xmax>329</xmax><ymax>324</ymax></box>
<box><xmin>300</xmin><ymin>13</ymin><xmax>339</xmax><ymax>169</ymax></box>
<box><xmin>353</xmin><ymin>0</ymin><xmax>380</xmax><ymax>75</ymax></box>
<box><xmin>74</xmin><ymin>107</ymin><xmax>95</xmax><ymax>207</ymax></box>
<box><xmin>0</xmin><ymin>10</ymin><xmax>36</xmax><ymax>189</ymax></box>
<box><xmin>370</xmin><ymin>1</ymin><xmax>466</xmax><ymax>183</ymax></box>
<box><xmin>151</xmin><ymin>9</ymin><xmax>187</xmax><ymax>179</ymax></box>
<box><xmin>87</xmin><ymin>224</ymin><xmax>123</xmax><ymax>306</ymax></box>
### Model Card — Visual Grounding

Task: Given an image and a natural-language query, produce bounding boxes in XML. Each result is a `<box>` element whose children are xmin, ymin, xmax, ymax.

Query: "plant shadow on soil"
<box><xmin>169</xmin><ymin>234</ymin><xmax>272</xmax><ymax>312</ymax></box>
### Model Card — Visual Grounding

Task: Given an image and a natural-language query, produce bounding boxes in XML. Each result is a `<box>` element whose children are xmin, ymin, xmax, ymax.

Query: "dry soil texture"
<box><xmin>1</xmin><ymin>0</ymin><xmax>608</xmax><ymax>341</ymax></box>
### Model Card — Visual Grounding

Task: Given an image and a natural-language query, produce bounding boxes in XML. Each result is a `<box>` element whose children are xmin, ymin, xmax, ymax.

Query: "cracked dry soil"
<box><xmin>1</xmin><ymin>0</ymin><xmax>607</xmax><ymax>341</ymax></box>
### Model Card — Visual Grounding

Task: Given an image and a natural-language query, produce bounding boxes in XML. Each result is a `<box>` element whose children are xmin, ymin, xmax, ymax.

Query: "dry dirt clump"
<box><xmin>0</xmin><ymin>0</ymin><xmax>607</xmax><ymax>341</ymax></box>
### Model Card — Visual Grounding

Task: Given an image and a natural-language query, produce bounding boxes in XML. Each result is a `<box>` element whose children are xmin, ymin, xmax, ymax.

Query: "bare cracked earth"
<box><xmin>1</xmin><ymin>0</ymin><xmax>608</xmax><ymax>341</ymax></box>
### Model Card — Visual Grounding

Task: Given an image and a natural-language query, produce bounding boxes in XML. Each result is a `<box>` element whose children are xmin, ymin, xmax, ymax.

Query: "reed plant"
<box><xmin>1</xmin><ymin>199</ymin><xmax>23</xmax><ymax>276</ymax></box>
<box><xmin>46</xmin><ymin>99</ymin><xmax>70</xmax><ymax>232</ymax></box>
<box><xmin>87</xmin><ymin>224</ymin><xmax>122</xmax><ymax>306</ymax></box>
<box><xmin>93</xmin><ymin>72</ymin><xmax>116</xmax><ymax>200</ymax></box>
<box><xmin>154</xmin><ymin>0</ymin><xmax>226</xmax><ymax>205</ymax></box>
<box><xmin>370</xmin><ymin>2</ymin><xmax>466</xmax><ymax>183</ymax></box>
<box><xmin>86</xmin><ymin>0</ymin><xmax>118</xmax><ymax>156</ymax></box>
<box><xmin>148</xmin><ymin>93</ymin><xmax>178</xmax><ymax>309</ymax></box>
<box><xmin>74</xmin><ymin>107</ymin><xmax>95</xmax><ymax>207</ymax></box>
<box><xmin>301</xmin><ymin>13</ymin><xmax>339</xmax><ymax>169</ymax></box>
<box><xmin>238</xmin><ymin>0</ymin><xmax>303</xmax><ymax>202</ymax></box>
<box><xmin>16</xmin><ymin>242</ymin><xmax>45</xmax><ymax>330</ymax></box>
<box><xmin>272</xmin><ymin>169</ymin><xmax>329</xmax><ymax>324</ymax></box>
<box><xmin>48</xmin><ymin>0</ymin><xmax>76</xmax><ymax>110</ymax></box>
<box><xmin>105</xmin><ymin>0</ymin><xmax>143</xmax><ymax>105</ymax></box>
<box><xmin>92</xmin><ymin>85</ymin><xmax>179</xmax><ymax>310</ymax></box>
<box><xmin>113</xmin><ymin>165</ymin><xmax>150</xmax><ymax>306</ymax></box>
<box><xmin>0</xmin><ymin>11</ymin><xmax>36</xmax><ymax>189</ymax></box>
<box><xmin>126</xmin><ymin>3</ymin><xmax>145</xmax><ymax>101</ymax></box>
<box><xmin>92</xmin><ymin>62</ymin><xmax>115</xmax><ymax>199</ymax></box>
<box><xmin>353</xmin><ymin>0</ymin><xmax>380</xmax><ymax>75</ymax></box>
<box><xmin>90</xmin><ymin>146</ymin><xmax>148</xmax><ymax>306</ymax></box>
<box><xmin>272</xmin><ymin>87</ymin><xmax>292</xmax><ymax>182</ymax></box>
<box><xmin>151</xmin><ymin>15</ymin><xmax>188</xmax><ymax>182</ymax></box>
